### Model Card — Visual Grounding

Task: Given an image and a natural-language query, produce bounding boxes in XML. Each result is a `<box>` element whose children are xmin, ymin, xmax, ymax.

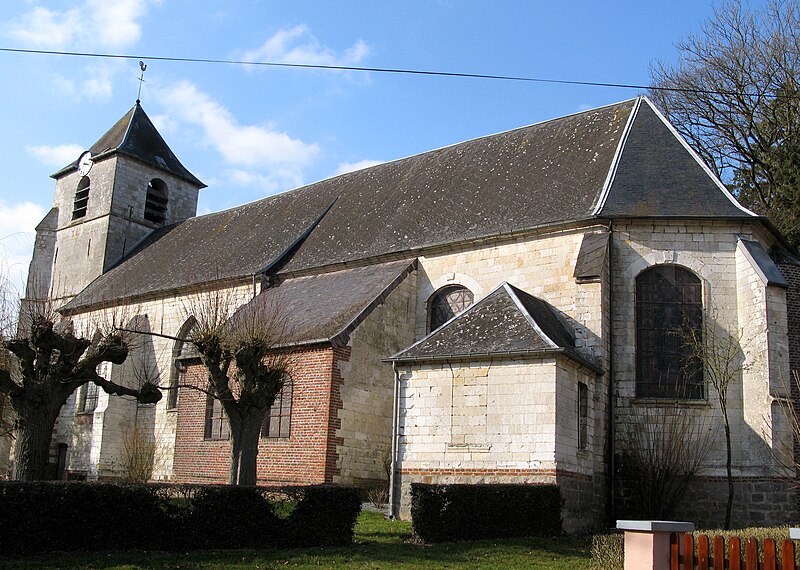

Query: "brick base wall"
<box><xmin>172</xmin><ymin>345</ymin><xmax>338</xmax><ymax>485</ymax></box>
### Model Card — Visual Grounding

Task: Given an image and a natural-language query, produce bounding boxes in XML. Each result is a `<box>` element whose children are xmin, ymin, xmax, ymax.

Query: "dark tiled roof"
<box><xmin>738</xmin><ymin>238</ymin><xmax>789</xmax><ymax>288</ymax></box>
<box><xmin>61</xmin><ymin>97</ymin><xmax>758</xmax><ymax>311</ymax></box>
<box><xmin>52</xmin><ymin>103</ymin><xmax>205</xmax><ymax>188</ymax></box>
<box><xmin>599</xmin><ymin>100</ymin><xmax>751</xmax><ymax>218</ymax></box>
<box><xmin>389</xmin><ymin>283</ymin><xmax>601</xmax><ymax>372</ymax></box>
<box><xmin>63</xmin><ymin>101</ymin><xmax>634</xmax><ymax>311</ymax></box>
<box><xmin>63</xmin><ymin>193</ymin><xmax>341</xmax><ymax>312</ymax></box>
<box><xmin>574</xmin><ymin>231</ymin><xmax>609</xmax><ymax>281</ymax></box>
<box><xmin>232</xmin><ymin>259</ymin><xmax>415</xmax><ymax>346</ymax></box>
<box><xmin>35</xmin><ymin>207</ymin><xmax>58</xmax><ymax>232</ymax></box>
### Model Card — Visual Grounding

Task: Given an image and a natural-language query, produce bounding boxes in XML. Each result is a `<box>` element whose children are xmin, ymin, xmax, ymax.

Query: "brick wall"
<box><xmin>172</xmin><ymin>344</ymin><xmax>340</xmax><ymax>485</ymax></box>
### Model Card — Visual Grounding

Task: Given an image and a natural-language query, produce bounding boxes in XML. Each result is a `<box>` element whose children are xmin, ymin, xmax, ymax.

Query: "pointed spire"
<box><xmin>52</xmin><ymin>103</ymin><xmax>205</xmax><ymax>188</ymax></box>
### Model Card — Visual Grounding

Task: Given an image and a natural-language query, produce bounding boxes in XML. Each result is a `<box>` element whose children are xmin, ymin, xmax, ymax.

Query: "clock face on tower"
<box><xmin>77</xmin><ymin>151</ymin><xmax>93</xmax><ymax>177</ymax></box>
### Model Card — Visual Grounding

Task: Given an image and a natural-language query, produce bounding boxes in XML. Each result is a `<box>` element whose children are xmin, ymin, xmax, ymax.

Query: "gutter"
<box><xmin>607</xmin><ymin>220</ymin><xmax>617</xmax><ymax>525</ymax></box>
<box><xmin>388</xmin><ymin>361</ymin><xmax>400</xmax><ymax>518</ymax></box>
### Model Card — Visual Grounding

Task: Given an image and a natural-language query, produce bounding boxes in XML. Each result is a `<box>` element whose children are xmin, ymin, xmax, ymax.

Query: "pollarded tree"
<box><xmin>183</xmin><ymin>289</ymin><xmax>292</xmax><ymax>486</ymax></box>
<box><xmin>0</xmin><ymin>309</ymin><xmax>162</xmax><ymax>481</ymax></box>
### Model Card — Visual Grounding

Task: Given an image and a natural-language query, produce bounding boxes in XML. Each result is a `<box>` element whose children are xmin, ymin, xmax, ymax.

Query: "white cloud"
<box><xmin>5</xmin><ymin>7</ymin><xmax>80</xmax><ymax>48</ymax></box>
<box><xmin>4</xmin><ymin>0</ymin><xmax>154</xmax><ymax>50</ymax></box>
<box><xmin>157</xmin><ymin>81</ymin><xmax>320</xmax><ymax>168</ymax></box>
<box><xmin>242</xmin><ymin>25</ymin><xmax>369</xmax><ymax>67</ymax></box>
<box><xmin>26</xmin><ymin>144</ymin><xmax>84</xmax><ymax>167</ymax></box>
<box><xmin>334</xmin><ymin>159</ymin><xmax>383</xmax><ymax>176</ymax></box>
<box><xmin>87</xmin><ymin>0</ymin><xmax>149</xmax><ymax>47</ymax></box>
<box><xmin>0</xmin><ymin>201</ymin><xmax>47</xmax><ymax>298</ymax></box>
<box><xmin>51</xmin><ymin>61</ymin><xmax>118</xmax><ymax>103</ymax></box>
<box><xmin>155</xmin><ymin>80</ymin><xmax>320</xmax><ymax>195</ymax></box>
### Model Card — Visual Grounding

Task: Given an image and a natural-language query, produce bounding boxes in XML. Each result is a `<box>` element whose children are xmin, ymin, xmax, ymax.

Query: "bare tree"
<box><xmin>649</xmin><ymin>0</ymin><xmax>800</xmax><ymax>246</ymax></box>
<box><xmin>620</xmin><ymin>407</ymin><xmax>714</xmax><ymax>519</ymax></box>
<box><xmin>182</xmin><ymin>288</ymin><xmax>292</xmax><ymax>486</ymax></box>
<box><xmin>680</xmin><ymin>309</ymin><xmax>750</xmax><ymax>530</ymax></box>
<box><xmin>120</xmin><ymin>428</ymin><xmax>157</xmax><ymax>483</ymax></box>
<box><xmin>0</xmin><ymin>304</ymin><xmax>162</xmax><ymax>481</ymax></box>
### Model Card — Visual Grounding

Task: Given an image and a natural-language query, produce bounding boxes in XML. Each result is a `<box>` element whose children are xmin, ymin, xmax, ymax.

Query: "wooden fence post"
<box><xmin>617</xmin><ymin>520</ymin><xmax>696</xmax><ymax>570</ymax></box>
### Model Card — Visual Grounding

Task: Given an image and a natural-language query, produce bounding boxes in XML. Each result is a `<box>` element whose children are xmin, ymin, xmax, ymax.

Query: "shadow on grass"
<box><xmin>1</xmin><ymin>511</ymin><xmax>591</xmax><ymax>570</ymax></box>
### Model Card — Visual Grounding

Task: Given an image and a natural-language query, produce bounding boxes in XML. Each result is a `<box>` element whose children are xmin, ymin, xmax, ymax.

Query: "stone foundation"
<box><xmin>615</xmin><ymin>475</ymin><xmax>799</xmax><ymax>529</ymax></box>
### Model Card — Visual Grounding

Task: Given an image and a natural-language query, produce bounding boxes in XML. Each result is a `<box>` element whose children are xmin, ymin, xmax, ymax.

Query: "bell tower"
<box><xmin>32</xmin><ymin>102</ymin><xmax>205</xmax><ymax>306</ymax></box>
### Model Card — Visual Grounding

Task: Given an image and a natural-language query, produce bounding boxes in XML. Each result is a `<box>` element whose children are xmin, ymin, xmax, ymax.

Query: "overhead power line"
<box><xmin>0</xmin><ymin>46</ymin><xmax>792</xmax><ymax>100</ymax></box>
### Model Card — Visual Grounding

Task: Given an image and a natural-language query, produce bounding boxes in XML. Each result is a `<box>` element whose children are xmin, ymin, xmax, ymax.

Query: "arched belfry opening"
<box><xmin>144</xmin><ymin>178</ymin><xmax>168</xmax><ymax>225</ymax></box>
<box><xmin>72</xmin><ymin>177</ymin><xmax>90</xmax><ymax>220</ymax></box>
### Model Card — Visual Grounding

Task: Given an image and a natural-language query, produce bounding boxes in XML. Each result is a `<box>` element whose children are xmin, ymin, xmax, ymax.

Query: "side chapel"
<box><xmin>15</xmin><ymin>96</ymin><xmax>800</xmax><ymax>531</ymax></box>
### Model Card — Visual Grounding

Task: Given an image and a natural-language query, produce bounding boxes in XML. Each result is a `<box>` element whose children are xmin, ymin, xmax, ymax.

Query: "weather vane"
<box><xmin>136</xmin><ymin>61</ymin><xmax>147</xmax><ymax>104</ymax></box>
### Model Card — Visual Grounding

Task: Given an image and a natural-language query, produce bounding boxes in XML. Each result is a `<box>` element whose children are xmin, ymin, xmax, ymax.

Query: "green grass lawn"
<box><xmin>1</xmin><ymin>510</ymin><xmax>591</xmax><ymax>570</ymax></box>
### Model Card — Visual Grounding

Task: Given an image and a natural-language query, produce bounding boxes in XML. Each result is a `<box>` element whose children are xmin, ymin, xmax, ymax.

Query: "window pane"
<box><xmin>635</xmin><ymin>266</ymin><xmax>703</xmax><ymax>399</ymax></box>
<box><xmin>262</xmin><ymin>376</ymin><xmax>292</xmax><ymax>438</ymax></box>
<box><xmin>429</xmin><ymin>286</ymin><xmax>474</xmax><ymax>332</ymax></box>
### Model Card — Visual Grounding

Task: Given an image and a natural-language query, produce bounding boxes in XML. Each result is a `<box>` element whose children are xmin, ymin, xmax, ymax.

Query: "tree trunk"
<box><xmin>12</xmin><ymin>405</ymin><xmax>62</xmax><ymax>481</ymax></box>
<box><xmin>724</xmin><ymin>415</ymin><xmax>734</xmax><ymax>530</ymax></box>
<box><xmin>228</xmin><ymin>412</ymin><xmax>263</xmax><ymax>486</ymax></box>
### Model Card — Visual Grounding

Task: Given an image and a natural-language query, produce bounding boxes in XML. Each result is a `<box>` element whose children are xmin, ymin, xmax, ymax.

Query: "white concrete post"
<box><xmin>616</xmin><ymin>520</ymin><xmax>695</xmax><ymax>570</ymax></box>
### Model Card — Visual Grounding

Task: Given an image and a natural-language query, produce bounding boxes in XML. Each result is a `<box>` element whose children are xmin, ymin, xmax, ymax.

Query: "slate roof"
<box><xmin>388</xmin><ymin>283</ymin><xmax>602</xmax><ymax>372</ymax></box>
<box><xmin>232</xmin><ymin>259</ymin><xmax>415</xmax><ymax>347</ymax></box>
<box><xmin>61</xmin><ymin>97</ymin><xmax>758</xmax><ymax>312</ymax></box>
<box><xmin>573</xmin><ymin>231</ymin><xmax>609</xmax><ymax>282</ymax></box>
<box><xmin>597</xmin><ymin>100</ymin><xmax>751</xmax><ymax>218</ymax></box>
<box><xmin>52</xmin><ymin>103</ymin><xmax>205</xmax><ymax>188</ymax></box>
<box><xmin>738</xmin><ymin>238</ymin><xmax>789</xmax><ymax>288</ymax></box>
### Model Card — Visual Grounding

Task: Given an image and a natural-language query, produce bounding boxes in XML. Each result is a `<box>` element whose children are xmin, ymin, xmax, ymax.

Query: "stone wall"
<box><xmin>611</xmin><ymin>219</ymin><xmax>796</xmax><ymax>527</ymax></box>
<box><xmin>335</xmin><ymin>270</ymin><xmax>417</xmax><ymax>489</ymax></box>
<box><xmin>416</xmin><ymin>225</ymin><xmax>607</xmax><ymax>361</ymax></box>
<box><xmin>49</xmin><ymin>154</ymin><xmax>199</xmax><ymax>304</ymax></box>
<box><xmin>394</xmin><ymin>355</ymin><xmax>603</xmax><ymax>531</ymax></box>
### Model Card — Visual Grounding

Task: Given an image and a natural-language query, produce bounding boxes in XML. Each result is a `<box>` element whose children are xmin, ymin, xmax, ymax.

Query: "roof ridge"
<box><xmin>502</xmin><ymin>283</ymin><xmax>559</xmax><ymax>349</ymax></box>
<box><xmin>117</xmin><ymin>102</ymin><xmax>140</xmax><ymax>153</ymax></box>
<box><xmin>591</xmin><ymin>96</ymin><xmax>642</xmax><ymax>216</ymax></box>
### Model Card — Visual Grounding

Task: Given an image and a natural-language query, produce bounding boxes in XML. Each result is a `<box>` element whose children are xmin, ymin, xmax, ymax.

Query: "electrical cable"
<box><xmin>0</xmin><ymin>46</ymin><xmax>790</xmax><ymax>100</ymax></box>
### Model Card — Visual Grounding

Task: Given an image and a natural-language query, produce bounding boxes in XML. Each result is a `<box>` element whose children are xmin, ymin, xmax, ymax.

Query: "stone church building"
<box><xmin>14</xmin><ymin>96</ymin><xmax>800</xmax><ymax>531</ymax></box>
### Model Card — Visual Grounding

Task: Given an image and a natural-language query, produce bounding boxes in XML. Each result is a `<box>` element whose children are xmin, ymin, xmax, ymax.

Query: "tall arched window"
<box><xmin>635</xmin><ymin>265</ymin><xmax>704</xmax><ymax>399</ymax></box>
<box><xmin>72</xmin><ymin>177</ymin><xmax>90</xmax><ymax>220</ymax></box>
<box><xmin>144</xmin><ymin>178</ymin><xmax>168</xmax><ymax>224</ymax></box>
<box><xmin>168</xmin><ymin>317</ymin><xmax>197</xmax><ymax>410</ymax></box>
<box><xmin>428</xmin><ymin>285</ymin><xmax>474</xmax><ymax>332</ymax></box>
<box><xmin>261</xmin><ymin>375</ymin><xmax>292</xmax><ymax>439</ymax></box>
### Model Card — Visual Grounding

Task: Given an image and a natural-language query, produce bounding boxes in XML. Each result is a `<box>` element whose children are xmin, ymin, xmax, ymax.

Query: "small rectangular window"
<box><xmin>578</xmin><ymin>382</ymin><xmax>588</xmax><ymax>450</ymax></box>
<box><xmin>204</xmin><ymin>396</ymin><xmax>230</xmax><ymax>440</ymax></box>
<box><xmin>262</xmin><ymin>377</ymin><xmax>292</xmax><ymax>439</ymax></box>
<box><xmin>78</xmin><ymin>382</ymin><xmax>98</xmax><ymax>413</ymax></box>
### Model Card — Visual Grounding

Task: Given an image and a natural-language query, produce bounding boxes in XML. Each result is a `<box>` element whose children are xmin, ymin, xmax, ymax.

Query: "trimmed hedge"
<box><xmin>287</xmin><ymin>485</ymin><xmax>362</xmax><ymax>546</ymax></box>
<box><xmin>0</xmin><ymin>481</ymin><xmax>360</xmax><ymax>554</ymax></box>
<box><xmin>411</xmin><ymin>483</ymin><xmax>562</xmax><ymax>542</ymax></box>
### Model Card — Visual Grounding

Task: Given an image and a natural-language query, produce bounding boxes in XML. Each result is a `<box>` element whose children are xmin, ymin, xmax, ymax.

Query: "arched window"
<box><xmin>144</xmin><ymin>178</ymin><xmax>168</xmax><ymax>224</ymax></box>
<box><xmin>261</xmin><ymin>375</ymin><xmax>292</xmax><ymax>439</ymax></box>
<box><xmin>635</xmin><ymin>265</ymin><xmax>703</xmax><ymax>399</ymax></box>
<box><xmin>168</xmin><ymin>317</ymin><xmax>197</xmax><ymax>410</ymax></box>
<box><xmin>72</xmin><ymin>177</ymin><xmax>90</xmax><ymax>220</ymax></box>
<box><xmin>428</xmin><ymin>285</ymin><xmax>474</xmax><ymax>332</ymax></box>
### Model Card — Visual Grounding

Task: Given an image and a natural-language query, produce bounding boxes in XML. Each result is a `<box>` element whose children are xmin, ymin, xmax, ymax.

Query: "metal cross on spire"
<box><xmin>136</xmin><ymin>61</ymin><xmax>147</xmax><ymax>104</ymax></box>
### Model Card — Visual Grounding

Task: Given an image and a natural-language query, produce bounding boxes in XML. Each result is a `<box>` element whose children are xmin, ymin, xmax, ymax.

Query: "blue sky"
<box><xmin>0</xmin><ymin>1</ymin><xmax>761</xmax><ymax>295</ymax></box>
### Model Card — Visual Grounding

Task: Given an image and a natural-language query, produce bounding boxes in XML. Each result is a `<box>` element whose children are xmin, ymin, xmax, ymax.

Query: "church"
<box><xmin>16</xmin><ymin>96</ymin><xmax>800</xmax><ymax>531</ymax></box>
